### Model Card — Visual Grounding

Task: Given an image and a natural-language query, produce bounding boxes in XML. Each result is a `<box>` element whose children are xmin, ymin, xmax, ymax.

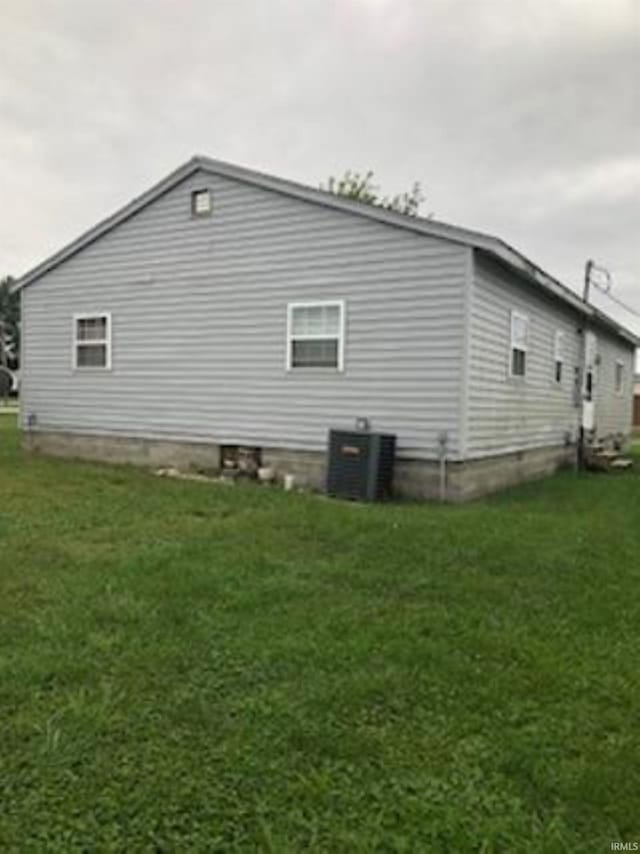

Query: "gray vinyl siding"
<box><xmin>21</xmin><ymin>170</ymin><xmax>468</xmax><ymax>461</ymax></box>
<box><xmin>592</xmin><ymin>328</ymin><xmax>635</xmax><ymax>437</ymax></box>
<box><xmin>466</xmin><ymin>252</ymin><xmax>582</xmax><ymax>458</ymax></box>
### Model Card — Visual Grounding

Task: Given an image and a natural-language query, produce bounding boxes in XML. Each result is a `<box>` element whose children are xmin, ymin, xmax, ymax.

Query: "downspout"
<box><xmin>578</xmin><ymin>260</ymin><xmax>594</xmax><ymax>469</ymax></box>
<box><xmin>577</xmin><ymin>326</ymin><xmax>587</xmax><ymax>470</ymax></box>
<box><xmin>438</xmin><ymin>430</ymin><xmax>448</xmax><ymax>502</ymax></box>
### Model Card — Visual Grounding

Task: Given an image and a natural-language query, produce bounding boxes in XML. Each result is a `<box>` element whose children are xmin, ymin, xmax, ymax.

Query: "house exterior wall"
<box><xmin>465</xmin><ymin>252</ymin><xmax>634</xmax><ymax>458</ymax></box>
<box><xmin>21</xmin><ymin>170</ymin><xmax>469</xmax><ymax>462</ymax></box>
<box><xmin>465</xmin><ymin>252</ymin><xmax>583</xmax><ymax>459</ymax></box>
<box><xmin>592</xmin><ymin>327</ymin><xmax>635</xmax><ymax>438</ymax></box>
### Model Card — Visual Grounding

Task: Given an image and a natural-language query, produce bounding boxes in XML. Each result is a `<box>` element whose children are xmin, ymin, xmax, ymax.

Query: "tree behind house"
<box><xmin>0</xmin><ymin>276</ymin><xmax>19</xmax><ymax>371</ymax></box>
<box><xmin>321</xmin><ymin>170</ymin><xmax>426</xmax><ymax>217</ymax></box>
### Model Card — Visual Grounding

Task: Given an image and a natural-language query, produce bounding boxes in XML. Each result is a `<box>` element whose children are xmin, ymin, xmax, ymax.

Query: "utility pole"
<box><xmin>583</xmin><ymin>259</ymin><xmax>594</xmax><ymax>303</ymax></box>
<box><xmin>584</xmin><ymin>259</ymin><xmax>612</xmax><ymax>301</ymax></box>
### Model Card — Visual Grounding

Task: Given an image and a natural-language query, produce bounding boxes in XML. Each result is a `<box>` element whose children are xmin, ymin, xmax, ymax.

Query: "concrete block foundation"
<box><xmin>22</xmin><ymin>430</ymin><xmax>576</xmax><ymax>502</ymax></box>
<box><xmin>23</xmin><ymin>430</ymin><xmax>221</xmax><ymax>472</ymax></box>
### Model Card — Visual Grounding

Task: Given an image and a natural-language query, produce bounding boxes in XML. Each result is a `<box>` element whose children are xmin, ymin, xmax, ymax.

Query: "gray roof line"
<box><xmin>12</xmin><ymin>154</ymin><xmax>639</xmax><ymax>346</ymax></box>
<box><xmin>13</xmin><ymin>157</ymin><xmax>202</xmax><ymax>292</ymax></box>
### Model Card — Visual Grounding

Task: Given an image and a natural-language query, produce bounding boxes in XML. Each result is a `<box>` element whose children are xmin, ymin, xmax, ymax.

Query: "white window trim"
<box><xmin>286</xmin><ymin>300</ymin><xmax>345</xmax><ymax>372</ymax></box>
<box><xmin>72</xmin><ymin>312</ymin><xmax>112</xmax><ymax>371</ymax></box>
<box><xmin>615</xmin><ymin>359</ymin><xmax>625</xmax><ymax>396</ymax></box>
<box><xmin>554</xmin><ymin>330</ymin><xmax>564</xmax><ymax>384</ymax></box>
<box><xmin>509</xmin><ymin>309</ymin><xmax>529</xmax><ymax>378</ymax></box>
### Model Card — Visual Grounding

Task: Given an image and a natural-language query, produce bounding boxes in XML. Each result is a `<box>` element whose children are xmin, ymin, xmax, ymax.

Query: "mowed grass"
<box><xmin>1</xmin><ymin>415</ymin><xmax>640</xmax><ymax>851</ymax></box>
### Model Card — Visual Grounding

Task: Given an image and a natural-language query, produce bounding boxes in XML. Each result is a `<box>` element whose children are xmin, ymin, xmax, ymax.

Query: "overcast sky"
<box><xmin>1</xmin><ymin>0</ymin><xmax>639</xmax><ymax>334</ymax></box>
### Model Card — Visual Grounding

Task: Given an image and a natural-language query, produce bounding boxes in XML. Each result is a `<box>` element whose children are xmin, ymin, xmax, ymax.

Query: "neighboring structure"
<box><xmin>13</xmin><ymin>156</ymin><xmax>638</xmax><ymax>500</ymax></box>
<box><xmin>634</xmin><ymin>374</ymin><xmax>640</xmax><ymax>432</ymax></box>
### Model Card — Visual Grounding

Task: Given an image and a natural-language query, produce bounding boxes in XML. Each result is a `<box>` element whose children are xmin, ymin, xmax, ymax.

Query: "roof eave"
<box><xmin>475</xmin><ymin>245</ymin><xmax>639</xmax><ymax>347</ymax></box>
<box><xmin>11</xmin><ymin>156</ymin><xmax>204</xmax><ymax>292</ymax></box>
<box><xmin>10</xmin><ymin>154</ymin><xmax>639</xmax><ymax>349</ymax></box>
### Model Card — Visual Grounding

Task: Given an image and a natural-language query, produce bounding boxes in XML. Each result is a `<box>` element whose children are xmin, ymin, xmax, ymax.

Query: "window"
<box><xmin>191</xmin><ymin>189</ymin><xmax>212</xmax><ymax>217</ymax></box>
<box><xmin>585</xmin><ymin>369</ymin><xmax>594</xmax><ymax>401</ymax></box>
<box><xmin>509</xmin><ymin>310</ymin><xmax>529</xmax><ymax>377</ymax></box>
<box><xmin>615</xmin><ymin>360</ymin><xmax>625</xmax><ymax>395</ymax></box>
<box><xmin>584</xmin><ymin>331</ymin><xmax>597</xmax><ymax>401</ymax></box>
<box><xmin>73</xmin><ymin>313</ymin><xmax>111</xmax><ymax>370</ymax></box>
<box><xmin>287</xmin><ymin>301</ymin><xmax>344</xmax><ymax>370</ymax></box>
<box><xmin>554</xmin><ymin>330</ymin><xmax>564</xmax><ymax>383</ymax></box>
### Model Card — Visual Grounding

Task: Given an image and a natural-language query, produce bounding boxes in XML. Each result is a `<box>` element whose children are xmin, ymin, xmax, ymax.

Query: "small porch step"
<box><xmin>584</xmin><ymin>448</ymin><xmax>634</xmax><ymax>473</ymax></box>
<box><xmin>610</xmin><ymin>458</ymin><xmax>634</xmax><ymax>470</ymax></box>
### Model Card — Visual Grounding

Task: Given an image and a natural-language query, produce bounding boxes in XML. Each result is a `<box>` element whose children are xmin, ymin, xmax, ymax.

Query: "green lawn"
<box><xmin>1</xmin><ymin>414</ymin><xmax>640</xmax><ymax>851</ymax></box>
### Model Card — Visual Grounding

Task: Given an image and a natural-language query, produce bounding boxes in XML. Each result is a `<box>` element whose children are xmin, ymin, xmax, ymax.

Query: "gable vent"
<box><xmin>191</xmin><ymin>189</ymin><xmax>212</xmax><ymax>217</ymax></box>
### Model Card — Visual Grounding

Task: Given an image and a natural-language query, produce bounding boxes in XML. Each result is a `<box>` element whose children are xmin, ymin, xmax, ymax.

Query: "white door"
<box><xmin>583</xmin><ymin>331</ymin><xmax>597</xmax><ymax>431</ymax></box>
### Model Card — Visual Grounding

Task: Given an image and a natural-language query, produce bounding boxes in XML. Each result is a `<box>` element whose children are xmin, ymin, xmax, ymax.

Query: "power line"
<box><xmin>591</xmin><ymin>281</ymin><xmax>640</xmax><ymax>319</ymax></box>
<box><xmin>584</xmin><ymin>258</ymin><xmax>640</xmax><ymax>320</ymax></box>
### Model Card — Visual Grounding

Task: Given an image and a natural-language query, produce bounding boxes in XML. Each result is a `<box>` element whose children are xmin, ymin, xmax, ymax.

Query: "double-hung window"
<box><xmin>509</xmin><ymin>310</ymin><xmax>529</xmax><ymax>377</ymax></box>
<box><xmin>287</xmin><ymin>301</ymin><xmax>345</xmax><ymax>370</ymax></box>
<box><xmin>73</xmin><ymin>313</ymin><xmax>111</xmax><ymax>370</ymax></box>
<box><xmin>554</xmin><ymin>330</ymin><xmax>564</xmax><ymax>384</ymax></box>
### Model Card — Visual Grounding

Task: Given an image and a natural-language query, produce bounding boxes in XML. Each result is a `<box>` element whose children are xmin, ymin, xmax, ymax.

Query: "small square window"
<box><xmin>191</xmin><ymin>189</ymin><xmax>212</xmax><ymax>217</ymax></box>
